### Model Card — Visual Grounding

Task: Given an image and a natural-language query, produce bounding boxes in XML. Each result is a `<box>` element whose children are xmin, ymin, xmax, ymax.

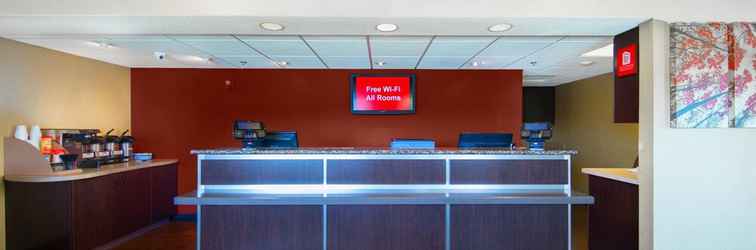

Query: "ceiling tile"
<box><xmin>370</xmin><ymin>36</ymin><xmax>432</xmax><ymax>57</ymax></box>
<box><xmin>106</xmin><ymin>35</ymin><xmax>208</xmax><ymax>57</ymax></box>
<box><xmin>460</xmin><ymin>56</ymin><xmax>521</xmax><ymax>69</ymax></box>
<box><xmin>417</xmin><ymin>56</ymin><xmax>469</xmax><ymax>69</ymax></box>
<box><xmin>372</xmin><ymin>56</ymin><xmax>420</xmax><ymax>69</ymax></box>
<box><xmin>559</xmin><ymin>36</ymin><xmax>613</xmax><ymax>44</ymax></box>
<box><xmin>424</xmin><ymin>36</ymin><xmax>496</xmax><ymax>57</ymax></box>
<box><xmin>8</xmin><ymin>34</ymin><xmax>613</xmax><ymax>85</ymax></box>
<box><xmin>303</xmin><ymin>36</ymin><xmax>368</xmax><ymax>57</ymax></box>
<box><xmin>218</xmin><ymin>57</ymin><xmax>275</xmax><ymax>68</ymax></box>
<box><xmin>238</xmin><ymin>36</ymin><xmax>315</xmax><ymax>57</ymax></box>
<box><xmin>320</xmin><ymin>57</ymin><xmax>370</xmax><ymax>69</ymax></box>
<box><xmin>171</xmin><ymin>35</ymin><xmax>262</xmax><ymax>57</ymax></box>
<box><xmin>508</xmin><ymin>37</ymin><xmax>611</xmax><ymax>69</ymax></box>
<box><xmin>273</xmin><ymin>56</ymin><xmax>325</xmax><ymax>68</ymax></box>
<box><xmin>475</xmin><ymin>36</ymin><xmax>561</xmax><ymax>60</ymax></box>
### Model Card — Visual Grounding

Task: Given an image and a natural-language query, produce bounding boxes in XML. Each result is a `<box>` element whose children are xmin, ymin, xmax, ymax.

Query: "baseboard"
<box><xmin>174</xmin><ymin>213</ymin><xmax>197</xmax><ymax>222</ymax></box>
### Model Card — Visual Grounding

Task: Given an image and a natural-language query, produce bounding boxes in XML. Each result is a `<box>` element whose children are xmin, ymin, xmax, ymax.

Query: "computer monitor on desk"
<box><xmin>458</xmin><ymin>133</ymin><xmax>513</xmax><ymax>148</ymax></box>
<box><xmin>262</xmin><ymin>131</ymin><xmax>299</xmax><ymax>148</ymax></box>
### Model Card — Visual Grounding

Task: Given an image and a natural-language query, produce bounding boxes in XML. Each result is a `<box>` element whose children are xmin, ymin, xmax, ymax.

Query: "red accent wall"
<box><xmin>131</xmin><ymin>68</ymin><xmax>523</xmax><ymax>214</ymax></box>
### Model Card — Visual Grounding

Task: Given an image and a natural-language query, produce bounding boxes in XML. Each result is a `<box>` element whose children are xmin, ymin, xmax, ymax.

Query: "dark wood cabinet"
<box><xmin>588</xmin><ymin>175</ymin><xmax>639</xmax><ymax>250</ymax></box>
<box><xmin>5</xmin><ymin>181</ymin><xmax>73</xmax><ymax>250</ymax></box>
<box><xmin>150</xmin><ymin>164</ymin><xmax>178</xmax><ymax>222</ymax></box>
<box><xmin>6</xmin><ymin>163</ymin><xmax>178</xmax><ymax>250</ymax></box>
<box><xmin>72</xmin><ymin>174</ymin><xmax>118</xmax><ymax>250</ymax></box>
<box><xmin>113</xmin><ymin>169</ymin><xmax>152</xmax><ymax>238</ymax></box>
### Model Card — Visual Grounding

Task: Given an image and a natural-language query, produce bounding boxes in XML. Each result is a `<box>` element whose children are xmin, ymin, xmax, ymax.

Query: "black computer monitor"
<box><xmin>262</xmin><ymin>131</ymin><xmax>299</xmax><ymax>148</ymax></box>
<box><xmin>458</xmin><ymin>132</ymin><xmax>513</xmax><ymax>148</ymax></box>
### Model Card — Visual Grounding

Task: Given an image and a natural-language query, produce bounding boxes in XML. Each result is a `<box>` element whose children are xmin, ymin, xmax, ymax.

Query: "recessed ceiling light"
<box><xmin>278</xmin><ymin>61</ymin><xmax>289</xmax><ymax>66</ymax></box>
<box><xmin>488</xmin><ymin>23</ymin><xmax>513</xmax><ymax>32</ymax></box>
<box><xmin>525</xmin><ymin>79</ymin><xmax>547</xmax><ymax>83</ymax></box>
<box><xmin>260</xmin><ymin>22</ymin><xmax>285</xmax><ymax>31</ymax></box>
<box><xmin>376</xmin><ymin>23</ymin><xmax>399</xmax><ymax>32</ymax></box>
<box><xmin>87</xmin><ymin>41</ymin><xmax>115</xmax><ymax>48</ymax></box>
<box><xmin>582</xmin><ymin>44</ymin><xmax>613</xmax><ymax>57</ymax></box>
<box><xmin>471</xmin><ymin>61</ymin><xmax>482</xmax><ymax>67</ymax></box>
<box><xmin>187</xmin><ymin>56</ymin><xmax>206</xmax><ymax>62</ymax></box>
<box><xmin>580</xmin><ymin>60</ymin><xmax>595</xmax><ymax>66</ymax></box>
<box><xmin>375</xmin><ymin>61</ymin><xmax>386</xmax><ymax>66</ymax></box>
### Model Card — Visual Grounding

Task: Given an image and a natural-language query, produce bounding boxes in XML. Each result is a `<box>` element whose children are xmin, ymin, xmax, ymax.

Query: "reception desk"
<box><xmin>176</xmin><ymin>148</ymin><xmax>593</xmax><ymax>250</ymax></box>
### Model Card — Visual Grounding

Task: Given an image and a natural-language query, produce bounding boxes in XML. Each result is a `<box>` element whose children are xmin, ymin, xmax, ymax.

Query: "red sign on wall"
<box><xmin>616</xmin><ymin>44</ymin><xmax>638</xmax><ymax>77</ymax></box>
<box><xmin>351</xmin><ymin>75</ymin><xmax>415</xmax><ymax>114</ymax></box>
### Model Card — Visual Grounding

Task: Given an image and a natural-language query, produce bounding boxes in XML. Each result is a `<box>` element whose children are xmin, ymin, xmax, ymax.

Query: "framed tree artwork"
<box><xmin>731</xmin><ymin>23</ymin><xmax>756</xmax><ymax>128</ymax></box>
<box><xmin>670</xmin><ymin>22</ymin><xmax>756</xmax><ymax>128</ymax></box>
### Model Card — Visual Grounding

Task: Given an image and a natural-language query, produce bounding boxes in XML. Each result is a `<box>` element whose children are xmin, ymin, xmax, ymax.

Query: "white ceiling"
<box><xmin>3</xmin><ymin>0</ymin><xmax>680</xmax><ymax>86</ymax></box>
<box><xmin>2</xmin><ymin>0</ymin><xmax>754</xmax><ymax>22</ymax></box>
<box><xmin>6</xmin><ymin>34</ymin><xmax>613</xmax><ymax>86</ymax></box>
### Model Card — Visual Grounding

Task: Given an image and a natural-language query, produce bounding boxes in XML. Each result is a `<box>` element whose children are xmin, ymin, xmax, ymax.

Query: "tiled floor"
<box><xmin>113</xmin><ymin>222</ymin><xmax>195</xmax><ymax>250</ymax></box>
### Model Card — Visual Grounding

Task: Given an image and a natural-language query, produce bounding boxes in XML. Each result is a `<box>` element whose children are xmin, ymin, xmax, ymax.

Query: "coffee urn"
<box><xmin>120</xmin><ymin>130</ymin><xmax>134</xmax><ymax>162</ymax></box>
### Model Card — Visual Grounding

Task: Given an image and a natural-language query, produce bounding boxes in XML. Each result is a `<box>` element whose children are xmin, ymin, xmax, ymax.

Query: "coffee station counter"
<box><xmin>182</xmin><ymin>147</ymin><xmax>591</xmax><ymax>250</ymax></box>
<box><xmin>4</xmin><ymin>157</ymin><xmax>179</xmax><ymax>250</ymax></box>
<box><xmin>3</xmin><ymin>159</ymin><xmax>178</xmax><ymax>183</ymax></box>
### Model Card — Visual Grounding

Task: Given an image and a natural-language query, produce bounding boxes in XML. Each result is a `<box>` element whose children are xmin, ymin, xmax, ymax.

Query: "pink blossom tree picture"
<box><xmin>670</xmin><ymin>23</ymin><xmax>730</xmax><ymax>128</ymax></box>
<box><xmin>731</xmin><ymin>23</ymin><xmax>756</xmax><ymax>128</ymax></box>
<box><xmin>670</xmin><ymin>22</ymin><xmax>756</xmax><ymax>128</ymax></box>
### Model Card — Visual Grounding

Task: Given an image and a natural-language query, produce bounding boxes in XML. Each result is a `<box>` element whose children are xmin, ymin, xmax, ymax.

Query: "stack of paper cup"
<box><xmin>14</xmin><ymin>125</ymin><xmax>28</xmax><ymax>141</ymax></box>
<box><xmin>29</xmin><ymin>125</ymin><xmax>42</xmax><ymax>149</ymax></box>
<box><xmin>13</xmin><ymin>124</ymin><xmax>42</xmax><ymax>149</ymax></box>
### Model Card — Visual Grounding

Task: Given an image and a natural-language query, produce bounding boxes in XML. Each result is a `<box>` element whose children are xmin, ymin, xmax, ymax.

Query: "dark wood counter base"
<box><xmin>197</xmin><ymin>204</ymin><xmax>570</xmax><ymax>250</ymax></box>
<box><xmin>201</xmin><ymin>205</ymin><xmax>322</xmax><ymax>250</ymax></box>
<box><xmin>588</xmin><ymin>175</ymin><xmax>639</xmax><ymax>250</ymax></box>
<box><xmin>452</xmin><ymin>205</ymin><xmax>568</xmax><ymax>250</ymax></box>
<box><xmin>5</xmin><ymin>163</ymin><xmax>178</xmax><ymax>250</ymax></box>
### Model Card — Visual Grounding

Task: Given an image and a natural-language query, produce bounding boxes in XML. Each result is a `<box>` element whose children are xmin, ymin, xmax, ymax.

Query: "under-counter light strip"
<box><xmin>201</xmin><ymin>184</ymin><xmax>567</xmax><ymax>194</ymax></box>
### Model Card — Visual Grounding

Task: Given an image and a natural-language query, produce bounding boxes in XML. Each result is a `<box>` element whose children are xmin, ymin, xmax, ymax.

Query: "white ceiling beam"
<box><xmin>1</xmin><ymin>0</ymin><xmax>754</xmax><ymax>22</ymax></box>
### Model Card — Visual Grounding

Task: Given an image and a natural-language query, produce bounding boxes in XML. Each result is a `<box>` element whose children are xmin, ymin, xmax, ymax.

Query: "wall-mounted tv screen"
<box><xmin>350</xmin><ymin>74</ymin><xmax>416</xmax><ymax>114</ymax></box>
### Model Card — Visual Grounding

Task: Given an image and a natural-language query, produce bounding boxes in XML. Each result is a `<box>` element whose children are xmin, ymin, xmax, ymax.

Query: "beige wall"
<box><xmin>550</xmin><ymin>73</ymin><xmax>639</xmax><ymax>250</ymax></box>
<box><xmin>0</xmin><ymin>37</ymin><xmax>131</xmax><ymax>250</ymax></box>
<box><xmin>551</xmin><ymin>73</ymin><xmax>639</xmax><ymax>193</ymax></box>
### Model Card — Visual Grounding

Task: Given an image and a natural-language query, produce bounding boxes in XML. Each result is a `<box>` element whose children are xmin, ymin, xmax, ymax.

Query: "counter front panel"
<box><xmin>450</xmin><ymin>159</ymin><xmax>568</xmax><ymax>184</ymax></box>
<box><xmin>327</xmin><ymin>159</ymin><xmax>445</xmax><ymax>184</ymax></box>
<box><xmin>185</xmin><ymin>148</ymin><xmax>587</xmax><ymax>250</ymax></box>
<box><xmin>201</xmin><ymin>205</ymin><xmax>322</xmax><ymax>250</ymax></box>
<box><xmin>200</xmin><ymin>159</ymin><xmax>323</xmax><ymax>185</ymax></box>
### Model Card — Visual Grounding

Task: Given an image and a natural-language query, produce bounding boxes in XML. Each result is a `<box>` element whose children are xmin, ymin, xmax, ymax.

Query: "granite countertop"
<box><xmin>191</xmin><ymin>147</ymin><xmax>577</xmax><ymax>155</ymax></box>
<box><xmin>3</xmin><ymin>159</ymin><xmax>179</xmax><ymax>183</ymax></box>
<box><xmin>582</xmin><ymin>168</ymin><xmax>639</xmax><ymax>185</ymax></box>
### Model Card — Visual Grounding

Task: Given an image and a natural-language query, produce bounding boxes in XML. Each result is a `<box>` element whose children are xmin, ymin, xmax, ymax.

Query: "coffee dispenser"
<box><xmin>104</xmin><ymin>129</ymin><xmax>123</xmax><ymax>163</ymax></box>
<box><xmin>120</xmin><ymin>130</ymin><xmax>134</xmax><ymax>162</ymax></box>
